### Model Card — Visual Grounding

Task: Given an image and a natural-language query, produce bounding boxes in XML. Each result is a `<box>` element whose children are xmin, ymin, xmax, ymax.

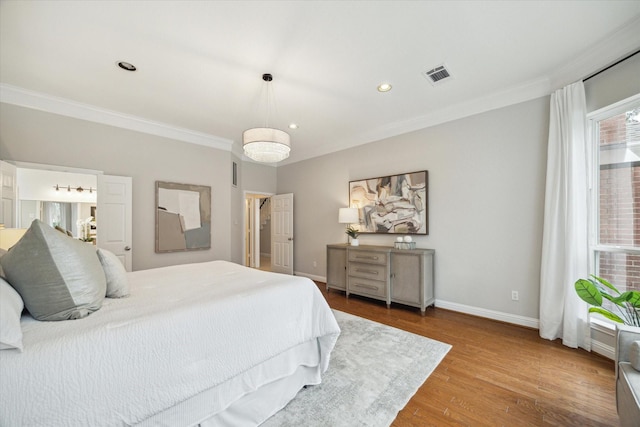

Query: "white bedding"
<box><xmin>0</xmin><ymin>260</ymin><xmax>340</xmax><ymax>426</ymax></box>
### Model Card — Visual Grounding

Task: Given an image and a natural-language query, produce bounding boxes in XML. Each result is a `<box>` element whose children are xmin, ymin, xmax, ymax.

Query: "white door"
<box><xmin>245</xmin><ymin>198</ymin><xmax>258</xmax><ymax>268</ymax></box>
<box><xmin>97</xmin><ymin>175</ymin><xmax>133</xmax><ymax>271</ymax></box>
<box><xmin>0</xmin><ymin>161</ymin><xmax>17</xmax><ymax>228</ymax></box>
<box><xmin>253</xmin><ymin>198</ymin><xmax>262</xmax><ymax>268</ymax></box>
<box><xmin>271</xmin><ymin>193</ymin><xmax>293</xmax><ymax>275</ymax></box>
<box><xmin>245</xmin><ymin>198</ymin><xmax>252</xmax><ymax>267</ymax></box>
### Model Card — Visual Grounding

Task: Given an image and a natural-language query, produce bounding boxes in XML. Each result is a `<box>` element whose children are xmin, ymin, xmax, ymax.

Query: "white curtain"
<box><xmin>539</xmin><ymin>81</ymin><xmax>591</xmax><ymax>350</ymax></box>
<box><xmin>42</xmin><ymin>202</ymin><xmax>72</xmax><ymax>232</ymax></box>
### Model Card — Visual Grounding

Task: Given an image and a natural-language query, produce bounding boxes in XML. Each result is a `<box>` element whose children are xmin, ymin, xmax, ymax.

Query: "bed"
<box><xmin>0</xmin><ymin>260</ymin><xmax>341</xmax><ymax>426</ymax></box>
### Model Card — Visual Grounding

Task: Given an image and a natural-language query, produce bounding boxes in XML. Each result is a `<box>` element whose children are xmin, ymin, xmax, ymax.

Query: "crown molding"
<box><xmin>0</xmin><ymin>83</ymin><xmax>234</xmax><ymax>151</ymax></box>
<box><xmin>10</xmin><ymin>161</ymin><xmax>103</xmax><ymax>175</ymax></box>
<box><xmin>282</xmin><ymin>17</ymin><xmax>640</xmax><ymax>166</ymax></box>
<box><xmin>549</xmin><ymin>15</ymin><xmax>640</xmax><ymax>89</ymax></box>
<box><xmin>279</xmin><ymin>76</ymin><xmax>551</xmax><ymax>166</ymax></box>
<box><xmin>363</xmin><ymin>77</ymin><xmax>551</xmax><ymax>144</ymax></box>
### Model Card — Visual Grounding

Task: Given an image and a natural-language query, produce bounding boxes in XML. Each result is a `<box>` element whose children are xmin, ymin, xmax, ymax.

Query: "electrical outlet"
<box><xmin>313</xmin><ymin>261</ymin><xmax>317</xmax><ymax>268</ymax></box>
<box><xmin>511</xmin><ymin>291</ymin><xmax>519</xmax><ymax>301</ymax></box>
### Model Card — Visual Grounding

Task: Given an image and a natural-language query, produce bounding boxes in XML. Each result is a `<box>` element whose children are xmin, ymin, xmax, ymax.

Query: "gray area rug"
<box><xmin>263</xmin><ymin>310</ymin><xmax>452</xmax><ymax>427</ymax></box>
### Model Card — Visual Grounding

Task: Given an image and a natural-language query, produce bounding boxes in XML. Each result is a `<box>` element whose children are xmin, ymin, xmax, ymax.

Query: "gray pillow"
<box><xmin>631</xmin><ymin>341</ymin><xmax>640</xmax><ymax>372</ymax></box>
<box><xmin>97</xmin><ymin>248</ymin><xmax>129</xmax><ymax>298</ymax></box>
<box><xmin>0</xmin><ymin>219</ymin><xmax>106</xmax><ymax>321</ymax></box>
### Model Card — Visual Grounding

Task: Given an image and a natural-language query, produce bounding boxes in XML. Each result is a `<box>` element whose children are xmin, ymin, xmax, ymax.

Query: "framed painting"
<box><xmin>155</xmin><ymin>181</ymin><xmax>211</xmax><ymax>252</ymax></box>
<box><xmin>349</xmin><ymin>170</ymin><xmax>428</xmax><ymax>235</ymax></box>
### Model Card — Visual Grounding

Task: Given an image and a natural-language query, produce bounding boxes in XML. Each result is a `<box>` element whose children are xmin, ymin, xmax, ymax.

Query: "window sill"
<box><xmin>590</xmin><ymin>316</ymin><xmax>616</xmax><ymax>335</ymax></box>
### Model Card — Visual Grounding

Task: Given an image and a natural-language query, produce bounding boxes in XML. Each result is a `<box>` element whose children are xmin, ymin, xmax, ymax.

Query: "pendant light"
<box><xmin>243</xmin><ymin>73</ymin><xmax>291</xmax><ymax>163</ymax></box>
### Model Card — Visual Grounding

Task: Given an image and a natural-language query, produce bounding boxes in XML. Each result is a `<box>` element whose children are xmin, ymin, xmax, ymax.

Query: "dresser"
<box><xmin>326</xmin><ymin>244</ymin><xmax>435</xmax><ymax>314</ymax></box>
<box><xmin>326</xmin><ymin>244</ymin><xmax>347</xmax><ymax>291</ymax></box>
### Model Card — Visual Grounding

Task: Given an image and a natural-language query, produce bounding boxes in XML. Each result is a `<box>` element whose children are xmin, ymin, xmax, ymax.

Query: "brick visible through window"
<box><xmin>597</xmin><ymin>106</ymin><xmax>640</xmax><ymax>294</ymax></box>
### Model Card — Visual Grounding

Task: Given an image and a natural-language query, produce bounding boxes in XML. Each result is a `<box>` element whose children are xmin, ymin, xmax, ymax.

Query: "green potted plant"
<box><xmin>346</xmin><ymin>225</ymin><xmax>360</xmax><ymax>246</ymax></box>
<box><xmin>574</xmin><ymin>275</ymin><xmax>640</xmax><ymax>326</ymax></box>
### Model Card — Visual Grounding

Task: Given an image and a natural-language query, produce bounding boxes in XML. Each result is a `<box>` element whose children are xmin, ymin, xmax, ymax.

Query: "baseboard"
<box><xmin>434</xmin><ymin>300</ymin><xmax>616</xmax><ymax>358</ymax></box>
<box><xmin>435</xmin><ymin>299</ymin><xmax>540</xmax><ymax>329</ymax></box>
<box><xmin>295</xmin><ymin>276</ymin><xmax>540</xmax><ymax>328</ymax></box>
<box><xmin>590</xmin><ymin>318</ymin><xmax>616</xmax><ymax>360</ymax></box>
<box><xmin>591</xmin><ymin>339</ymin><xmax>615</xmax><ymax>360</ymax></box>
<box><xmin>293</xmin><ymin>277</ymin><xmax>540</xmax><ymax>329</ymax></box>
<box><xmin>298</xmin><ymin>277</ymin><xmax>614</xmax><ymax>358</ymax></box>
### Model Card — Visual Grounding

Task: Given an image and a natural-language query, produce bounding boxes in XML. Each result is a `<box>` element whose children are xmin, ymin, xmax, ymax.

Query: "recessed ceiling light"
<box><xmin>377</xmin><ymin>83</ymin><xmax>392</xmax><ymax>92</ymax></box>
<box><xmin>288</xmin><ymin>123</ymin><xmax>299</xmax><ymax>129</ymax></box>
<box><xmin>117</xmin><ymin>61</ymin><xmax>137</xmax><ymax>71</ymax></box>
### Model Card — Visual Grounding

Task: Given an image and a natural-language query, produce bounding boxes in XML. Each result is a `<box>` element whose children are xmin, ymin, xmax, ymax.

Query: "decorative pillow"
<box><xmin>630</xmin><ymin>341</ymin><xmax>640</xmax><ymax>372</ymax></box>
<box><xmin>0</xmin><ymin>277</ymin><xmax>24</xmax><ymax>351</ymax></box>
<box><xmin>97</xmin><ymin>248</ymin><xmax>129</xmax><ymax>298</ymax></box>
<box><xmin>0</xmin><ymin>219</ymin><xmax>106</xmax><ymax>321</ymax></box>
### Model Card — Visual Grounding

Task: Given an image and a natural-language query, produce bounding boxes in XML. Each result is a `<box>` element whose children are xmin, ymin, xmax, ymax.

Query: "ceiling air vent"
<box><xmin>422</xmin><ymin>64</ymin><xmax>452</xmax><ymax>86</ymax></box>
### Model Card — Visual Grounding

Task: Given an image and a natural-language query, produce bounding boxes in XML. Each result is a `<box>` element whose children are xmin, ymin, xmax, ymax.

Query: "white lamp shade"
<box><xmin>338</xmin><ymin>207</ymin><xmax>359</xmax><ymax>224</ymax></box>
<box><xmin>243</xmin><ymin>128</ymin><xmax>291</xmax><ymax>163</ymax></box>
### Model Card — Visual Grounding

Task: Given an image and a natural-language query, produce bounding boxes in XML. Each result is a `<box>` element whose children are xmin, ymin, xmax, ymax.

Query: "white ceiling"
<box><xmin>1</xmin><ymin>1</ymin><xmax>639</xmax><ymax>165</ymax></box>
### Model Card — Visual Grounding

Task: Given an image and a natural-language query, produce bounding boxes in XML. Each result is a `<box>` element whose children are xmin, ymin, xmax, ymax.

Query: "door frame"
<box><xmin>7</xmin><ymin>161</ymin><xmax>133</xmax><ymax>271</ymax></box>
<box><xmin>243</xmin><ymin>190</ymin><xmax>274</xmax><ymax>268</ymax></box>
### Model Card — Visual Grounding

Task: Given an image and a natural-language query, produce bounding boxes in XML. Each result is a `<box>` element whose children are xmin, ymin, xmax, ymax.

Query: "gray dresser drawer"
<box><xmin>348</xmin><ymin>263</ymin><xmax>387</xmax><ymax>281</ymax></box>
<box><xmin>343</xmin><ymin>245</ymin><xmax>391</xmax><ymax>306</ymax></box>
<box><xmin>348</xmin><ymin>277</ymin><xmax>387</xmax><ymax>298</ymax></box>
<box><xmin>348</xmin><ymin>250</ymin><xmax>387</xmax><ymax>265</ymax></box>
<box><xmin>328</xmin><ymin>244</ymin><xmax>435</xmax><ymax>314</ymax></box>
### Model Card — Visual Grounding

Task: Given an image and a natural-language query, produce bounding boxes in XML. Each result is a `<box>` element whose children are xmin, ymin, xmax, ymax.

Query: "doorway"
<box><xmin>2</xmin><ymin>161</ymin><xmax>133</xmax><ymax>271</ymax></box>
<box><xmin>16</xmin><ymin>167</ymin><xmax>98</xmax><ymax>237</ymax></box>
<box><xmin>244</xmin><ymin>192</ymin><xmax>273</xmax><ymax>271</ymax></box>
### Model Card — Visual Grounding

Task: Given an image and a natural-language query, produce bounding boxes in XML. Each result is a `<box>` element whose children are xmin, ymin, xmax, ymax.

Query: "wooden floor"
<box><xmin>317</xmin><ymin>283</ymin><xmax>619</xmax><ymax>427</ymax></box>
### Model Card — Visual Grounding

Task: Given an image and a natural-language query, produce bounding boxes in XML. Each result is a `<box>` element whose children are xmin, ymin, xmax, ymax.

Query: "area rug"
<box><xmin>262</xmin><ymin>310</ymin><xmax>452</xmax><ymax>427</ymax></box>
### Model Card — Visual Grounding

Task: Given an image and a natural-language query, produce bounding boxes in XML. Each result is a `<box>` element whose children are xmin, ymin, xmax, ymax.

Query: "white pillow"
<box><xmin>97</xmin><ymin>248</ymin><xmax>129</xmax><ymax>298</ymax></box>
<box><xmin>0</xmin><ymin>277</ymin><xmax>24</xmax><ymax>351</ymax></box>
<box><xmin>630</xmin><ymin>341</ymin><xmax>640</xmax><ymax>372</ymax></box>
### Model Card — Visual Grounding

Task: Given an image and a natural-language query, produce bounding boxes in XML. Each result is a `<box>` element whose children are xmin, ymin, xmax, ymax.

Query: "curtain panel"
<box><xmin>539</xmin><ymin>81</ymin><xmax>591</xmax><ymax>350</ymax></box>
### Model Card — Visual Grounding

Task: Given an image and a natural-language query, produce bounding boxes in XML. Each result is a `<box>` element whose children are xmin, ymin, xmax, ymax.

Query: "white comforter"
<box><xmin>0</xmin><ymin>261</ymin><xmax>340</xmax><ymax>426</ymax></box>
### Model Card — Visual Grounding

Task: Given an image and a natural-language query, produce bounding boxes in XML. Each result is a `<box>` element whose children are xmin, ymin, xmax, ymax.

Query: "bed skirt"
<box><xmin>136</xmin><ymin>339</ymin><xmax>322</xmax><ymax>427</ymax></box>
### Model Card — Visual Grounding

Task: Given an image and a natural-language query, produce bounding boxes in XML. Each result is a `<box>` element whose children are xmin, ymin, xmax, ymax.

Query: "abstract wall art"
<box><xmin>155</xmin><ymin>181</ymin><xmax>211</xmax><ymax>252</ymax></box>
<box><xmin>349</xmin><ymin>170</ymin><xmax>428</xmax><ymax>235</ymax></box>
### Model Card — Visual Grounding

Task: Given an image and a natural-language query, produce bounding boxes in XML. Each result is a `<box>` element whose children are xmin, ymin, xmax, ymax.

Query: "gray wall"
<box><xmin>278</xmin><ymin>97</ymin><xmax>549</xmax><ymax>321</ymax></box>
<box><xmin>275</xmin><ymin>52</ymin><xmax>640</xmax><ymax>327</ymax></box>
<box><xmin>242</xmin><ymin>162</ymin><xmax>277</xmax><ymax>193</ymax></box>
<box><xmin>0</xmin><ymin>51</ymin><xmax>637</xmax><ymax>327</ymax></box>
<box><xmin>0</xmin><ymin>104</ymin><xmax>234</xmax><ymax>271</ymax></box>
<box><xmin>276</xmin><ymin>52</ymin><xmax>640</xmax><ymax>325</ymax></box>
<box><xmin>585</xmin><ymin>52</ymin><xmax>640</xmax><ymax>113</ymax></box>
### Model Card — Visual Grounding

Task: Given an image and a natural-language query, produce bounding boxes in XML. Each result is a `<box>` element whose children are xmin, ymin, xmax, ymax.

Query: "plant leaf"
<box><xmin>602</xmin><ymin>293</ymin><xmax>620</xmax><ymax>304</ymax></box>
<box><xmin>575</xmin><ymin>279</ymin><xmax>603</xmax><ymax>306</ymax></box>
<box><xmin>591</xmin><ymin>275</ymin><xmax>621</xmax><ymax>295</ymax></box>
<box><xmin>588</xmin><ymin>307</ymin><xmax>625</xmax><ymax>323</ymax></box>
<box><xmin>623</xmin><ymin>291</ymin><xmax>640</xmax><ymax>308</ymax></box>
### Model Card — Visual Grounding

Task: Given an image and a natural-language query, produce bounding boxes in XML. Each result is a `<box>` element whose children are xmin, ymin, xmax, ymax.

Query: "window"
<box><xmin>590</xmin><ymin>95</ymin><xmax>640</xmax><ymax>315</ymax></box>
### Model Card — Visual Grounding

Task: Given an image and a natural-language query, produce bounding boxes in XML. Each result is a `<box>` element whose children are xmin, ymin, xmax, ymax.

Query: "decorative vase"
<box><xmin>351</xmin><ymin>238</ymin><xmax>359</xmax><ymax>246</ymax></box>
